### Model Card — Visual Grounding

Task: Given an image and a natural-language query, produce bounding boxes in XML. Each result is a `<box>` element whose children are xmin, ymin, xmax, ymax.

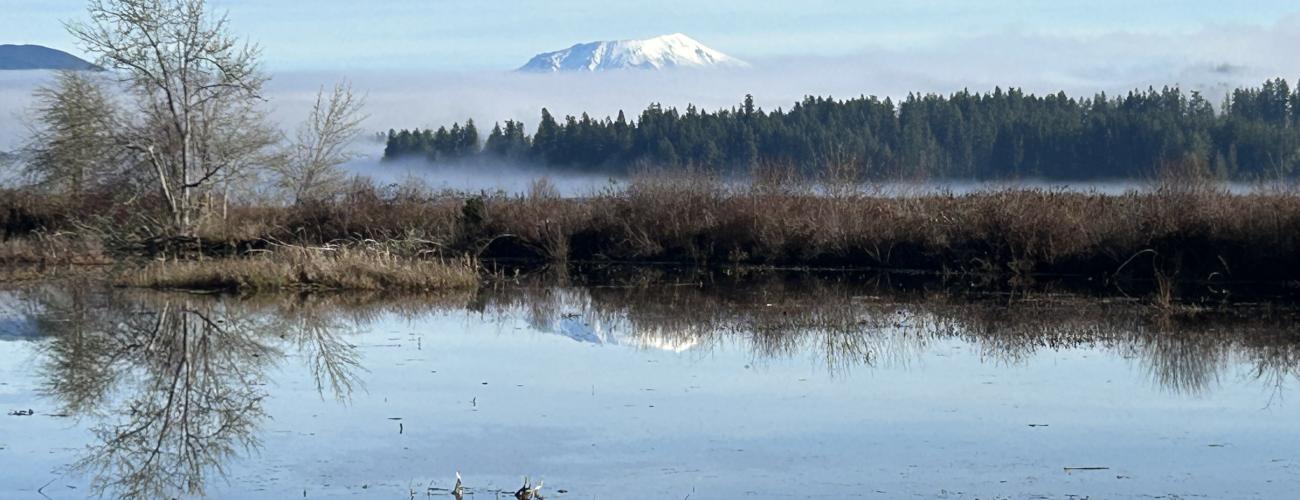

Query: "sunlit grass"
<box><xmin>119</xmin><ymin>245</ymin><xmax>479</xmax><ymax>292</ymax></box>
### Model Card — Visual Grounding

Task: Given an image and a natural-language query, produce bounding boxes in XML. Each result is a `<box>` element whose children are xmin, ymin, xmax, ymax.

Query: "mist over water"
<box><xmin>0</xmin><ymin>71</ymin><xmax>50</xmax><ymax>151</ymax></box>
<box><xmin>2</xmin><ymin>75</ymin><xmax>1281</xmax><ymax>196</ymax></box>
<box><xmin>341</xmin><ymin>153</ymin><xmax>627</xmax><ymax>197</ymax></box>
<box><xmin>5</xmin><ymin>17</ymin><xmax>1300</xmax><ymax>193</ymax></box>
<box><xmin>341</xmin><ymin>145</ymin><xmax>1272</xmax><ymax>197</ymax></box>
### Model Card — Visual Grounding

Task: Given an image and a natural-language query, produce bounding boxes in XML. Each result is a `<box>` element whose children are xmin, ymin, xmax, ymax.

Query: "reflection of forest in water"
<box><xmin>483</xmin><ymin>275</ymin><xmax>1300</xmax><ymax>395</ymax></box>
<box><xmin>9</xmin><ymin>276</ymin><xmax>1300</xmax><ymax>499</ymax></box>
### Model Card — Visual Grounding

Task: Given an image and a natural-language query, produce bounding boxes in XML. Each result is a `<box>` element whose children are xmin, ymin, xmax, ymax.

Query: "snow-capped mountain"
<box><xmin>517</xmin><ymin>33</ymin><xmax>748</xmax><ymax>72</ymax></box>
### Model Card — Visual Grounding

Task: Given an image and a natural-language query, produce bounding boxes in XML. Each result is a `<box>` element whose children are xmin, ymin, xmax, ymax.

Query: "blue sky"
<box><xmin>4</xmin><ymin>0</ymin><xmax>1300</xmax><ymax>70</ymax></box>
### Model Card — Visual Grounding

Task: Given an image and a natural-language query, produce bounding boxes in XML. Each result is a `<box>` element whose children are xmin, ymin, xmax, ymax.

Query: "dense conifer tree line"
<box><xmin>383</xmin><ymin>79</ymin><xmax>1300</xmax><ymax>179</ymax></box>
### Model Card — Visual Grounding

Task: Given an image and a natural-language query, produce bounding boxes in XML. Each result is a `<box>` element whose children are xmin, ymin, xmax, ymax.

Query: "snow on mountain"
<box><xmin>517</xmin><ymin>33</ymin><xmax>749</xmax><ymax>72</ymax></box>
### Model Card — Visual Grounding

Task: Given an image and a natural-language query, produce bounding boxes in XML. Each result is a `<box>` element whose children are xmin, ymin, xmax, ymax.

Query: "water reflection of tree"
<box><xmin>269</xmin><ymin>299</ymin><xmax>369</xmax><ymax>401</ymax></box>
<box><xmin>17</xmin><ymin>277</ymin><xmax>1300</xmax><ymax>495</ymax></box>
<box><xmin>81</xmin><ymin>301</ymin><xmax>271</xmax><ymax>498</ymax></box>
<box><xmin>25</xmin><ymin>287</ymin><xmax>377</xmax><ymax>499</ymax></box>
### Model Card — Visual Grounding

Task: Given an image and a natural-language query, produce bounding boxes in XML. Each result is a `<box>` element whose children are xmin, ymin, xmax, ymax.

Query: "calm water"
<box><xmin>1</xmin><ymin>278</ymin><xmax>1298</xmax><ymax>499</ymax></box>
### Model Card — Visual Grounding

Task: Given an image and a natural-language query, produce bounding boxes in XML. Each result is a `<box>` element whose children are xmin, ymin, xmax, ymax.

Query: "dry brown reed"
<box><xmin>7</xmin><ymin>173</ymin><xmax>1300</xmax><ymax>289</ymax></box>
<box><xmin>118</xmin><ymin>243</ymin><xmax>478</xmax><ymax>292</ymax></box>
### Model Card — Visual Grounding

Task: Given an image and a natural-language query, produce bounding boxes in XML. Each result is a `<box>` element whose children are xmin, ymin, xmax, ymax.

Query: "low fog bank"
<box><xmin>341</xmin><ymin>153</ymin><xmax>626</xmax><ymax>197</ymax></box>
<box><xmin>340</xmin><ymin>142</ymin><xmax>1275</xmax><ymax>198</ymax></box>
<box><xmin>4</xmin><ymin>18</ymin><xmax>1299</xmax><ymax>153</ymax></box>
<box><xmin>0</xmin><ymin>71</ymin><xmax>53</xmax><ymax>151</ymax></box>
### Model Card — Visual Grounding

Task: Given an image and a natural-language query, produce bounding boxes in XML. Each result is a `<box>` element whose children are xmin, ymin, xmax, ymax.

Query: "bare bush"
<box><xmin>272</xmin><ymin>82</ymin><xmax>367</xmax><ymax>204</ymax></box>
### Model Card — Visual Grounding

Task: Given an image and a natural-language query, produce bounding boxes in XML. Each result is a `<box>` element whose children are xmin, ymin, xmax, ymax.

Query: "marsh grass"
<box><xmin>7</xmin><ymin>173</ymin><xmax>1300</xmax><ymax>297</ymax></box>
<box><xmin>464</xmin><ymin>174</ymin><xmax>1300</xmax><ymax>288</ymax></box>
<box><xmin>118</xmin><ymin>244</ymin><xmax>479</xmax><ymax>292</ymax></box>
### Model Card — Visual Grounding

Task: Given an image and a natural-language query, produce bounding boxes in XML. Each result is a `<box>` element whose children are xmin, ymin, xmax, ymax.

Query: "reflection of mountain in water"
<box><xmin>525</xmin><ymin>290</ymin><xmax>700</xmax><ymax>352</ymax></box>
<box><xmin>0</xmin><ymin>291</ymin><xmax>37</xmax><ymax>340</ymax></box>
<box><xmin>0</xmin><ymin>317</ymin><xmax>34</xmax><ymax>340</ymax></box>
<box><xmin>487</xmin><ymin>275</ymin><xmax>1300</xmax><ymax>392</ymax></box>
<box><xmin>7</xmin><ymin>277</ymin><xmax>1300</xmax><ymax>498</ymax></box>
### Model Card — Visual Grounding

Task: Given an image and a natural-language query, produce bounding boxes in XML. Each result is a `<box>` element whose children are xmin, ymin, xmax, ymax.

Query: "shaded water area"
<box><xmin>1</xmin><ymin>274</ymin><xmax>1299</xmax><ymax>498</ymax></box>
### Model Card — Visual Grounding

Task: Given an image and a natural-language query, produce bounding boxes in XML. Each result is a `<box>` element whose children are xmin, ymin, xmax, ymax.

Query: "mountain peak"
<box><xmin>517</xmin><ymin>34</ymin><xmax>748</xmax><ymax>73</ymax></box>
<box><xmin>0</xmin><ymin>44</ymin><xmax>100</xmax><ymax>71</ymax></box>
<box><xmin>650</xmin><ymin>33</ymin><xmax>694</xmax><ymax>42</ymax></box>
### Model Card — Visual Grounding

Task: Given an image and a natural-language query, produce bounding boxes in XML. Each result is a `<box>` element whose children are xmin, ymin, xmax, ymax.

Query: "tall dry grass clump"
<box><xmin>8</xmin><ymin>171</ymin><xmax>1300</xmax><ymax>293</ymax></box>
<box><xmin>119</xmin><ymin>244</ymin><xmax>478</xmax><ymax>292</ymax></box>
<box><xmin>471</xmin><ymin>178</ymin><xmax>586</xmax><ymax>261</ymax></box>
<box><xmin>451</xmin><ymin>171</ymin><xmax>1300</xmax><ymax>290</ymax></box>
<box><xmin>191</xmin><ymin>178</ymin><xmax>464</xmax><ymax>246</ymax></box>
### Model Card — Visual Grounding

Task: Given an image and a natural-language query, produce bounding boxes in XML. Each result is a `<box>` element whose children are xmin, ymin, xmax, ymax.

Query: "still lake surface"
<box><xmin>1</xmin><ymin>276</ymin><xmax>1298</xmax><ymax>499</ymax></box>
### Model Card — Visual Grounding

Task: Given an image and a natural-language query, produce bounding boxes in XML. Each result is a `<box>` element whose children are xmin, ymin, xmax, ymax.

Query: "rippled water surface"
<box><xmin>1</xmin><ymin>278</ymin><xmax>1298</xmax><ymax>498</ymax></box>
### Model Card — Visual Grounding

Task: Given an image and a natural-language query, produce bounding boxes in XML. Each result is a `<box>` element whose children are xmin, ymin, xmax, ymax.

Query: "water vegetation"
<box><xmin>5</xmin><ymin>169</ymin><xmax>1299</xmax><ymax>301</ymax></box>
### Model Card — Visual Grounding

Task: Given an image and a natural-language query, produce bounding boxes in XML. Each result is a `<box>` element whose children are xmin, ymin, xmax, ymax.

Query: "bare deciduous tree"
<box><xmin>274</xmin><ymin>82</ymin><xmax>366</xmax><ymax>204</ymax></box>
<box><xmin>23</xmin><ymin>70</ymin><xmax>124</xmax><ymax>195</ymax></box>
<box><xmin>66</xmin><ymin>0</ymin><xmax>276</xmax><ymax>233</ymax></box>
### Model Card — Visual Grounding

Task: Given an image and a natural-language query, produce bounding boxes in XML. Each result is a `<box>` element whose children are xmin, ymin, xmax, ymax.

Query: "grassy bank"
<box><xmin>116</xmin><ymin>245</ymin><xmax>479</xmax><ymax>292</ymax></box>
<box><xmin>4</xmin><ymin>177</ymin><xmax>1300</xmax><ymax>295</ymax></box>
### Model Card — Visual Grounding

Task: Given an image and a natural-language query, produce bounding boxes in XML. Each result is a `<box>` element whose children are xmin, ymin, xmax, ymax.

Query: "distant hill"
<box><xmin>518</xmin><ymin>33</ymin><xmax>748</xmax><ymax>72</ymax></box>
<box><xmin>0</xmin><ymin>44</ymin><xmax>100</xmax><ymax>71</ymax></box>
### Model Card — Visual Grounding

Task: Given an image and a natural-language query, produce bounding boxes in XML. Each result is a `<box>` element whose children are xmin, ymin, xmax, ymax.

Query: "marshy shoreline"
<box><xmin>3</xmin><ymin>176</ymin><xmax>1299</xmax><ymax>303</ymax></box>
